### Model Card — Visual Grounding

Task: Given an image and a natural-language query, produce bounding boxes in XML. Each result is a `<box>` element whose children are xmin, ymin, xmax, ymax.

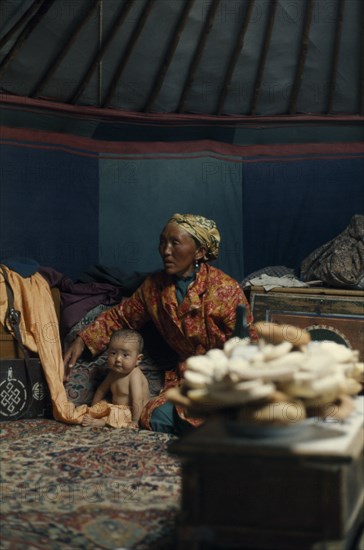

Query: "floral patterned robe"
<box><xmin>79</xmin><ymin>263</ymin><xmax>254</xmax><ymax>428</ymax></box>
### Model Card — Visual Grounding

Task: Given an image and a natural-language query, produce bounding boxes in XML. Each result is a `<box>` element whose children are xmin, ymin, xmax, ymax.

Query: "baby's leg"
<box><xmin>81</xmin><ymin>414</ymin><xmax>106</xmax><ymax>427</ymax></box>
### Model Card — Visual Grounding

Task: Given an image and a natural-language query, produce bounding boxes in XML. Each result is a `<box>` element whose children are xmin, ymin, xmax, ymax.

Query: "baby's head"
<box><xmin>107</xmin><ymin>329</ymin><xmax>144</xmax><ymax>374</ymax></box>
<box><xmin>109</xmin><ymin>329</ymin><xmax>144</xmax><ymax>353</ymax></box>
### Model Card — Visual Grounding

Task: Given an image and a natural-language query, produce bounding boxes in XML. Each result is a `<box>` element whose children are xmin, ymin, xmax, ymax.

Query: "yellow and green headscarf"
<box><xmin>167</xmin><ymin>213</ymin><xmax>220</xmax><ymax>261</ymax></box>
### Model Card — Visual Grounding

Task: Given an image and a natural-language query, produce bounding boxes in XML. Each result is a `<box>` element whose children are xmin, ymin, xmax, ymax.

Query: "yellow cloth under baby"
<box><xmin>0</xmin><ymin>266</ymin><xmax>87</xmax><ymax>424</ymax></box>
<box><xmin>87</xmin><ymin>400</ymin><xmax>132</xmax><ymax>428</ymax></box>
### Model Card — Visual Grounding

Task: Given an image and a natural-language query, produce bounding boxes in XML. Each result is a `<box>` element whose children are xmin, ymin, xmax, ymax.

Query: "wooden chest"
<box><xmin>170</xmin><ymin>399</ymin><xmax>364</xmax><ymax>550</ymax></box>
<box><xmin>249</xmin><ymin>287</ymin><xmax>364</xmax><ymax>361</ymax></box>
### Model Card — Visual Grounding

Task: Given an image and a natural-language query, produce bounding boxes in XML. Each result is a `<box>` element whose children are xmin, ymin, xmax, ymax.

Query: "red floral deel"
<box><xmin>80</xmin><ymin>262</ymin><xmax>254</xmax><ymax>428</ymax></box>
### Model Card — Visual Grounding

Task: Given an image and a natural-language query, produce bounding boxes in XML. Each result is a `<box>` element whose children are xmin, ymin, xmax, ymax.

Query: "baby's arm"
<box><xmin>129</xmin><ymin>369</ymin><xmax>150</xmax><ymax>422</ymax></box>
<box><xmin>91</xmin><ymin>373</ymin><xmax>112</xmax><ymax>405</ymax></box>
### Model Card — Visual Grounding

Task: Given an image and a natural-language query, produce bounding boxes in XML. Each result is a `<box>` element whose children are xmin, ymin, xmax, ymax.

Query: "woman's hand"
<box><xmin>63</xmin><ymin>336</ymin><xmax>85</xmax><ymax>381</ymax></box>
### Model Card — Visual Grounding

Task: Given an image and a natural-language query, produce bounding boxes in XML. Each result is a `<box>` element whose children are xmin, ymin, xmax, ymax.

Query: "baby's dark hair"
<box><xmin>109</xmin><ymin>329</ymin><xmax>144</xmax><ymax>353</ymax></box>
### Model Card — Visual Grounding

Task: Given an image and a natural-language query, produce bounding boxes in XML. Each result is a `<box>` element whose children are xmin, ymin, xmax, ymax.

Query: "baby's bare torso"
<box><xmin>109</xmin><ymin>367</ymin><xmax>149</xmax><ymax>407</ymax></box>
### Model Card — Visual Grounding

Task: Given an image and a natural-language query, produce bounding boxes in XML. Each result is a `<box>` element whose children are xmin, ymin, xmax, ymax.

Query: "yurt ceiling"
<box><xmin>0</xmin><ymin>0</ymin><xmax>363</xmax><ymax>117</ymax></box>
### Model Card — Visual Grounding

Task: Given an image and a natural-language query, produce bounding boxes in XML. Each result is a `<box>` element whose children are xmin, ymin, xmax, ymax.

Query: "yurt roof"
<box><xmin>0</xmin><ymin>0</ymin><xmax>362</xmax><ymax>118</ymax></box>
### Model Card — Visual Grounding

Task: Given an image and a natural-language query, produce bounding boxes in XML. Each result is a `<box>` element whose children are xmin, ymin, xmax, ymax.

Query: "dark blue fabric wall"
<box><xmin>98</xmin><ymin>156</ymin><xmax>244</xmax><ymax>281</ymax></box>
<box><xmin>0</xmin><ymin>125</ymin><xmax>363</xmax><ymax>282</ymax></box>
<box><xmin>243</xmin><ymin>158</ymin><xmax>364</xmax><ymax>275</ymax></box>
<box><xmin>0</xmin><ymin>143</ymin><xmax>99</xmax><ymax>278</ymax></box>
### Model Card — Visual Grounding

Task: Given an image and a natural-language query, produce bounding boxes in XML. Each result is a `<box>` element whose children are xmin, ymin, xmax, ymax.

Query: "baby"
<box><xmin>82</xmin><ymin>329</ymin><xmax>150</xmax><ymax>428</ymax></box>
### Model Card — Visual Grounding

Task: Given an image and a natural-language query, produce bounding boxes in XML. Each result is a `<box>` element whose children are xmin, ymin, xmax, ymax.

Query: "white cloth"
<box><xmin>246</xmin><ymin>274</ymin><xmax>309</xmax><ymax>291</ymax></box>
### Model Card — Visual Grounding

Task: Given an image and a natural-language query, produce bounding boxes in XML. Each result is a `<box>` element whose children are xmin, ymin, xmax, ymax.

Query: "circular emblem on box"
<box><xmin>306</xmin><ymin>324</ymin><xmax>351</xmax><ymax>348</ymax></box>
<box><xmin>32</xmin><ymin>382</ymin><xmax>45</xmax><ymax>401</ymax></box>
<box><xmin>0</xmin><ymin>367</ymin><xmax>27</xmax><ymax>418</ymax></box>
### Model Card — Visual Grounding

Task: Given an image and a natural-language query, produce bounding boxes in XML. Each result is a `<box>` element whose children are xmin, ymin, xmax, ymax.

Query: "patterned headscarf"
<box><xmin>167</xmin><ymin>213</ymin><xmax>220</xmax><ymax>261</ymax></box>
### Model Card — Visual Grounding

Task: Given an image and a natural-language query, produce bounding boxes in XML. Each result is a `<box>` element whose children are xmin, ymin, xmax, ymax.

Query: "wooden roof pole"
<box><xmin>144</xmin><ymin>0</ymin><xmax>195</xmax><ymax>113</ymax></box>
<box><xmin>178</xmin><ymin>0</ymin><xmax>221</xmax><ymax>113</ymax></box>
<box><xmin>216</xmin><ymin>0</ymin><xmax>255</xmax><ymax>115</ymax></box>
<box><xmin>69</xmin><ymin>0</ymin><xmax>135</xmax><ymax>105</ymax></box>
<box><xmin>250</xmin><ymin>0</ymin><xmax>278</xmax><ymax>115</ymax></box>
<box><xmin>327</xmin><ymin>0</ymin><xmax>345</xmax><ymax>113</ymax></box>
<box><xmin>288</xmin><ymin>0</ymin><xmax>315</xmax><ymax>114</ymax></box>
<box><xmin>102</xmin><ymin>0</ymin><xmax>156</xmax><ymax>108</ymax></box>
<box><xmin>0</xmin><ymin>0</ymin><xmax>56</xmax><ymax>79</ymax></box>
<box><xmin>30</xmin><ymin>0</ymin><xmax>101</xmax><ymax>98</ymax></box>
<box><xmin>0</xmin><ymin>0</ymin><xmax>43</xmax><ymax>50</ymax></box>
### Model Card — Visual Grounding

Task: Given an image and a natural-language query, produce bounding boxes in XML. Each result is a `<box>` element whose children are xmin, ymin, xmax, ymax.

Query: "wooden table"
<box><xmin>169</xmin><ymin>398</ymin><xmax>364</xmax><ymax>550</ymax></box>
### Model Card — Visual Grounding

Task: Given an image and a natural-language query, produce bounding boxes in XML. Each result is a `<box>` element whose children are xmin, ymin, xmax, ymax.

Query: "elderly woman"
<box><xmin>64</xmin><ymin>213</ymin><xmax>254</xmax><ymax>434</ymax></box>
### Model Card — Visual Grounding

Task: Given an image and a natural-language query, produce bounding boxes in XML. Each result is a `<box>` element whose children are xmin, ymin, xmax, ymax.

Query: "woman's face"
<box><xmin>159</xmin><ymin>223</ymin><xmax>205</xmax><ymax>278</ymax></box>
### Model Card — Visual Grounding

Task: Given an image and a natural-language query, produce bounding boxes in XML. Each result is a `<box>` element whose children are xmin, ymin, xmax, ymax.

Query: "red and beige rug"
<box><xmin>0</xmin><ymin>419</ymin><xmax>180</xmax><ymax>549</ymax></box>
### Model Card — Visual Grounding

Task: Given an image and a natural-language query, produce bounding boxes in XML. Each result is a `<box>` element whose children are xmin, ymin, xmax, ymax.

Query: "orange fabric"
<box><xmin>87</xmin><ymin>400</ymin><xmax>132</xmax><ymax>428</ymax></box>
<box><xmin>0</xmin><ymin>267</ymin><xmax>87</xmax><ymax>424</ymax></box>
<box><xmin>79</xmin><ymin>263</ymin><xmax>255</xmax><ymax>429</ymax></box>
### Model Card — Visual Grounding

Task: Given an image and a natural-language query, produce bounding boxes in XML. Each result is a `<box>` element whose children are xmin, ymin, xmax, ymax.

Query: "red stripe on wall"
<box><xmin>1</xmin><ymin>125</ymin><xmax>363</xmax><ymax>161</ymax></box>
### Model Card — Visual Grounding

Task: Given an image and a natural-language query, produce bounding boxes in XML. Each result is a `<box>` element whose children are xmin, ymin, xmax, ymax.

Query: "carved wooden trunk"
<box><xmin>249</xmin><ymin>286</ymin><xmax>364</xmax><ymax>361</ymax></box>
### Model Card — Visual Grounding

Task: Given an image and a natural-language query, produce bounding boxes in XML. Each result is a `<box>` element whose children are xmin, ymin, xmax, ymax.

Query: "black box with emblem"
<box><xmin>0</xmin><ymin>357</ymin><xmax>53</xmax><ymax>420</ymax></box>
<box><xmin>0</xmin><ymin>266</ymin><xmax>53</xmax><ymax>421</ymax></box>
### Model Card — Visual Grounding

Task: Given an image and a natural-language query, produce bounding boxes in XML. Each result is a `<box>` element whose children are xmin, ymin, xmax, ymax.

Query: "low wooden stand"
<box><xmin>170</xmin><ymin>398</ymin><xmax>364</xmax><ymax>550</ymax></box>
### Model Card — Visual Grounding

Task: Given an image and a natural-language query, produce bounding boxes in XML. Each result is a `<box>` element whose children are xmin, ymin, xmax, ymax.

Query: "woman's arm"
<box><xmin>222</xmin><ymin>284</ymin><xmax>254</xmax><ymax>335</ymax></box>
<box><xmin>80</xmin><ymin>285</ymin><xmax>151</xmax><ymax>355</ymax></box>
<box><xmin>63</xmin><ymin>280</ymin><xmax>152</xmax><ymax>378</ymax></box>
<box><xmin>207</xmin><ymin>274</ymin><xmax>257</xmax><ymax>345</ymax></box>
<box><xmin>63</xmin><ymin>336</ymin><xmax>85</xmax><ymax>380</ymax></box>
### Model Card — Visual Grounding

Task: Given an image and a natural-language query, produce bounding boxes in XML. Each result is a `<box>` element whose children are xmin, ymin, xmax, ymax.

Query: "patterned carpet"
<box><xmin>0</xmin><ymin>420</ymin><xmax>181</xmax><ymax>549</ymax></box>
